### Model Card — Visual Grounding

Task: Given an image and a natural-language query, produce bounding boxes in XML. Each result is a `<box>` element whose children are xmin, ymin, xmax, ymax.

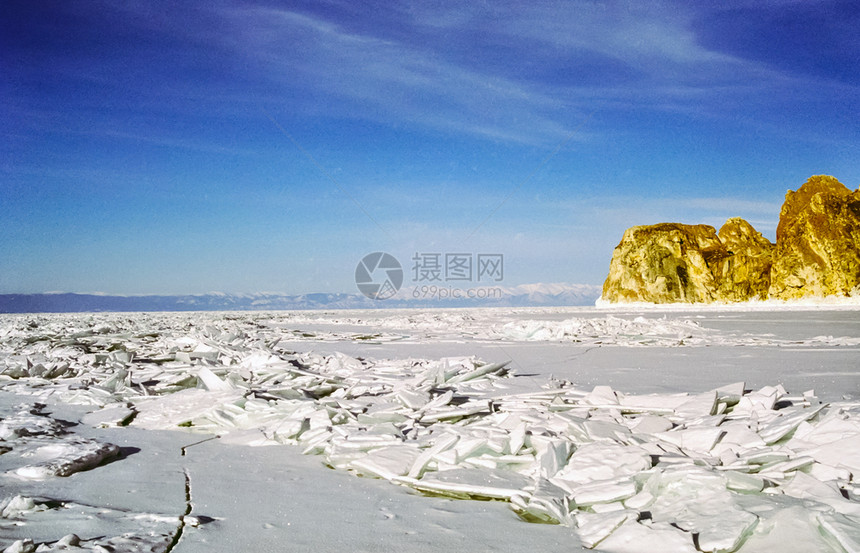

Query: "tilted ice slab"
<box><xmin>0</xmin><ymin>403</ymin><xmax>120</xmax><ymax>480</ymax></box>
<box><xmin>11</xmin><ymin>439</ymin><xmax>120</xmax><ymax>480</ymax></box>
<box><xmin>1</xmin><ymin>313</ymin><xmax>859</xmax><ymax>552</ymax></box>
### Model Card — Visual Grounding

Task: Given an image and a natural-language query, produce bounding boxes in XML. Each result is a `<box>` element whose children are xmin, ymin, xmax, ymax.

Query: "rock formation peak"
<box><xmin>601</xmin><ymin>175</ymin><xmax>859</xmax><ymax>303</ymax></box>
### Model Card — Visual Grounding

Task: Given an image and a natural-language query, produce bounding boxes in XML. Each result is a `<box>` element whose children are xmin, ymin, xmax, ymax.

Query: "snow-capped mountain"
<box><xmin>0</xmin><ymin>283</ymin><xmax>602</xmax><ymax>313</ymax></box>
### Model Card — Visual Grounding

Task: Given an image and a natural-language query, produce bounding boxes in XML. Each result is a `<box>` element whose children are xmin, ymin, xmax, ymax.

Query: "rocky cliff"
<box><xmin>769</xmin><ymin>175</ymin><xmax>860</xmax><ymax>299</ymax></box>
<box><xmin>712</xmin><ymin>217</ymin><xmax>773</xmax><ymax>302</ymax></box>
<box><xmin>601</xmin><ymin>223</ymin><xmax>723</xmax><ymax>303</ymax></box>
<box><xmin>601</xmin><ymin>175</ymin><xmax>859</xmax><ymax>303</ymax></box>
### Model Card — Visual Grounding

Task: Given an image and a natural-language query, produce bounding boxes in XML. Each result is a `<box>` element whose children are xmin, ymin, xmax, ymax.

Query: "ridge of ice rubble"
<box><xmin>494</xmin><ymin>315</ymin><xmax>707</xmax><ymax>344</ymax></box>
<box><xmin>263</xmin><ymin>311</ymin><xmax>860</xmax><ymax>347</ymax></box>
<box><xmin>1</xmin><ymin>312</ymin><xmax>859</xmax><ymax>552</ymax></box>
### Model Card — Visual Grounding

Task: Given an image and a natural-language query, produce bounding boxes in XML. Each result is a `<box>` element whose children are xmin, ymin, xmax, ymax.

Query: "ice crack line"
<box><xmin>168</xmin><ymin>436</ymin><xmax>219</xmax><ymax>551</ymax></box>
<box><xmin>164</xmin><ymin>468</ymin><xmax>193</xmax><ymax>553</ymax></box>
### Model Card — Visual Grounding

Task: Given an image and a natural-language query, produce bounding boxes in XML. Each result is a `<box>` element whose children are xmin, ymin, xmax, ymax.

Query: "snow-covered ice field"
<box><xmin>1</xmin><ymin>306</ymin><xmax>859</xmax><ymax>552</ymax></box>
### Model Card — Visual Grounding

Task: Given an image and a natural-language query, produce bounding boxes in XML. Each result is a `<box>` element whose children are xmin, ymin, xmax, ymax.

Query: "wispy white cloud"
<box><xmin>54</xmin><ymin>1</ymin><xmax>854</xmax><ymax>148</ymax></box>
<box><xmin>214</xmin><ymin>6</ymin><xmax>592</xmax><ymax>144</ymax></box>
<box><xmin>499</xmin><ymin>4</ymin><xmax>730</xmax><ymax>66</ymax></box>
<box><xmin>225</xmin><ymin>4</ymin><xmax>808</xmax><ymax>148</ymax></box>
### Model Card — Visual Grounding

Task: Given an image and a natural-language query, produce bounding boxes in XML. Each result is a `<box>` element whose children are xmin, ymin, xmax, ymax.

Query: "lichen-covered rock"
<box><xmin>769</xmin><ymin>175</ymin><xmax>860</xmax><ymax>299</ymax></box>
<box><xmin>601</xmin><ymin>223</ymin><xmax>726</xmax><ymax>303</ymax></box>
<box><xmin>712</xmin><ymin>218</ymin><xmax>774</xmax><ymax>302</ymax></box>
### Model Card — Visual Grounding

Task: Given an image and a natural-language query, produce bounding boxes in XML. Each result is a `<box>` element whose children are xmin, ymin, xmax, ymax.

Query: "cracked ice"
<box><xmin>1</xmin><ymin>310</ymin><xmax>859</xmax><ymax>552</ymax></box>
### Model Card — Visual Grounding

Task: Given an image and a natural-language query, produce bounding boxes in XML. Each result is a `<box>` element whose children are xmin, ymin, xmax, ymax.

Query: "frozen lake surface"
<box><xmin>1</xmin><ymin>306</ymin><xmax>859</xmax><ymax>552</ymax></box>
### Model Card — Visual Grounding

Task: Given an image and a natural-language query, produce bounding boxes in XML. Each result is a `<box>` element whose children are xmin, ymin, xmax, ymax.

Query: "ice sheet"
<box><xmin>1</xmin><ymin>308</ymin><xmax>858</xmax><ymax>552</ymax></box>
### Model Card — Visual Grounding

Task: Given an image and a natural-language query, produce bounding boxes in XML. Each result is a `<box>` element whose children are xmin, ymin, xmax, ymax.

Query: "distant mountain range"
<box><xmin>0</xmin><ymin>283</ymin><xmax>602</xmax><ymax>313</ymax></box>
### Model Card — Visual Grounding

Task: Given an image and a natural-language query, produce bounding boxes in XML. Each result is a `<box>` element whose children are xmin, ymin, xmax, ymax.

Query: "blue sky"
<box><xmin>2</xmin><ymin>0</ymin><xmax>858</xmax><ymax>295</ymax></box>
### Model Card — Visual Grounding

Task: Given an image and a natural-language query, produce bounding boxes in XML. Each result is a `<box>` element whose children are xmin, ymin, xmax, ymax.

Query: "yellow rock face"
<box><xmin>601</xmin><ymin>223</ymin><xmax>726</xmax><ymax>303</ymax></box>
<box><xmin>601</xmin><ymin>175</ymin><xmax>858</xmax><ymax>304</ymax></box>
<box><xmin>775</xmin><ymin>175</ymin><xmax>851</xmax><ymax>242</ymax></box>
<box><xmin>769</xmin><ymin>176</ymin><xmax>860</xmax><ymax>299</ymax></box>
<box><xmin>712</xmin><ymin>218</ymin><xmax>774</xmax><ymax>302</ymax></box>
